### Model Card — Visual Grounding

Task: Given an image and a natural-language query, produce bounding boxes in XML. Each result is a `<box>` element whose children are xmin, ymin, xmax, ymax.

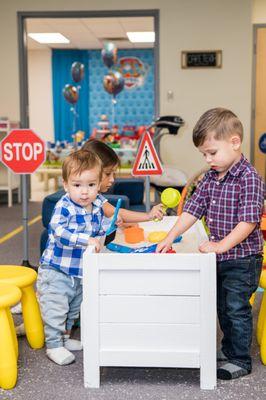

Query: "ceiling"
<box><xmin>26</xmin><ymin>17</ymin><xmax>154</xmax><ymax>50</ymax></box>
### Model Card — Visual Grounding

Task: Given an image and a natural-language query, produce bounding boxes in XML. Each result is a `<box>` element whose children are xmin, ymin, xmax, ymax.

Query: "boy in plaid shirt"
<box><xmin>157</xmin><ymin>108</ymin><xmax>264</xmax><ymax>379</ymax></box>
<box><xmin>37</xmin><ymin>149</ymin><xmax>110</xmax><ymax>366</ymax></box>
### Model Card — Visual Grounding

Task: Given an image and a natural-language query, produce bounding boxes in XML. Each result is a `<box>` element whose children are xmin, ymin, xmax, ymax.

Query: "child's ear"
<box><xmin>231</xmin><ymin>135</ymin><xmax>241</xmax><ymax>150</ymax></box>
<box><xmin>62</xmin><ymin>180</ymin><xmax>68</xmax><ymax>192</ymax></box>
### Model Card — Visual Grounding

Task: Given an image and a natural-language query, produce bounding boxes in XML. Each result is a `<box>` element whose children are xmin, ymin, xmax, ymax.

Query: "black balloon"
<box><xmin>103</xmin><ymin>71</ymin><xmax>124</xmax><ymax>97</ymax></box>
<box><xmin>63</xmin><ymin>84</ymin><xmax>79</xmax><ymax>104</ymax></box>
<box><xmin>71</xmin><ymin>62</ymin><xmax>85</xmax><ymax>83</ymax></box>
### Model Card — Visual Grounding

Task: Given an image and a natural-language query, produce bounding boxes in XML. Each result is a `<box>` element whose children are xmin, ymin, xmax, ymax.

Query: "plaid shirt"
<box><xmin>184</xmin><ymin>155</ymin><xmax>265</xmax><ymax>261</ymax></box>
<box><xmin>40</xmin><ymin>193</ymin><xmax>110</xmax><ymax>277</ymax></box>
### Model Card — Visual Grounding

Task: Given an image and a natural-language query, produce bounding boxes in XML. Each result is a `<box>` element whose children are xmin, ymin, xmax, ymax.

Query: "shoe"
<box><xmin>64</xmin><ymin>337</ymin><xmax>83</xmax><ymax>351</ymax></box>
<box><xmin>11</xmin><ymin>302</ymin><xmax>22</xmax><ymax>314</ymax></box>
<box><xmin>15</xmin><ymin>323</ymin><xmax>26</xmax><ymax>336</ymax></box>
<box><xmin>217</xmin><ymin>349</ymin><xmax>228</xmax><ymax>362</ymax></box>
<box><xmin>217</xmin><ymin>363</ymin><xmax>250</xmax><ymax>380</ymax></box>
<box><xmin>46</xmin><ymin>347</ymin><xmax>75</xmax><ymax>365</ymax></box>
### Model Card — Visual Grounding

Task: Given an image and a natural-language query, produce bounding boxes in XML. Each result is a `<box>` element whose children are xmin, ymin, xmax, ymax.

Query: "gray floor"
<box><xmin>0</xmin><ymin>201</ymin><xmax>266</xmax><ymax>399</ymax></box>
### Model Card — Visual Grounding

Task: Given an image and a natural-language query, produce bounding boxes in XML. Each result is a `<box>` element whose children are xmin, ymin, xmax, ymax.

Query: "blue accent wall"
<box><xmin>52</xmin><ymin>49</ymin><xmax>154</xmax><ymax>140</ymax></box>
<box><xmin>89</xmin><ymin>49</ymin><xmax>154</xmax><ymax>134</ymax></box>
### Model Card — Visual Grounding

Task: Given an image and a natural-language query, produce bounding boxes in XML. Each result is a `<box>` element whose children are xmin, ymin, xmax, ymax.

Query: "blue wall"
<box><xmin>89</xmin><ymin>49</ymin><xmax>155</xmax><ymax>134</ymax></box>
<box><xmin>52</xmin><ymin>49</ymin><xmax>154</xmax><ymax>140</ymax></box>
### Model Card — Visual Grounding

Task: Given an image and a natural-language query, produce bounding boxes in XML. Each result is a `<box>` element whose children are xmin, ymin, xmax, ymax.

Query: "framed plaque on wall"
<box><xmin>181</xmin><ymin>50</ymin><xmax>222</xmax><ymax>69</ymax></box>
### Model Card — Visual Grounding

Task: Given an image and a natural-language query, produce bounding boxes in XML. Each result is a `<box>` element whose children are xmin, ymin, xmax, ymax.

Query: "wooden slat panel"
<box><xmin>99</xmin><ymin>270</ymin><xmax>200</xmax><ymax>295</ymax></box>
<box><xmin>100</xmin><ymin>295</ymin><xmax>200</xmax><ymax>324</ymax></box>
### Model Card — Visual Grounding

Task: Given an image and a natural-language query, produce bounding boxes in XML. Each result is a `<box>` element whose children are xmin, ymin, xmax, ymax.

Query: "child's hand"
<box><xmin>88</xmin><ymin>237</ymin><xmax>101</xmax><ymax>253</ymax></box>
<box><xmin>148</xmin><ymin>204</ymin><xmax>164</xmax><ymax>221</ymax></box>
<box><xmin>156</xmin><ymin>237</ymin><xmax>174</xmax><ymax>253</ymax></box>
<box><xmin>199</xmin><ymin>240</ymin><xmax>224</xmax><ymax>254</ymax></box>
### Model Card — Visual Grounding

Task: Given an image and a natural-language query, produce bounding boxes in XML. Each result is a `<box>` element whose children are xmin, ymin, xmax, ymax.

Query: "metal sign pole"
<box><xmin>145</xmin><ymin>176</ymin><xmax>151</xmax><ymax>212</ymax></box>
<box><xmin>21</xmin><ymin>174</ymin><xmax>32</xmax><ymax>268</ymax></box>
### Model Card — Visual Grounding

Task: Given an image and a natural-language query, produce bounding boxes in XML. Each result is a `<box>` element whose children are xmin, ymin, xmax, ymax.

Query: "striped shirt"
<box><xmin>183</xmin><ymin>155</ymin><xmax>265</xmax><ymax>261</ymax></box>
<box><xmin>40</xmin><ymin>193</ymin><xmax>110</xmax><ymax>277</ymax></box>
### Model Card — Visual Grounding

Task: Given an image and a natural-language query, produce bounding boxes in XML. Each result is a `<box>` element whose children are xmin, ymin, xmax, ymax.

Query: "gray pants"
<box><xmin>37</xmin><ymin>268</ymin><xmax>82</xmax><ymax>349</ymax></box>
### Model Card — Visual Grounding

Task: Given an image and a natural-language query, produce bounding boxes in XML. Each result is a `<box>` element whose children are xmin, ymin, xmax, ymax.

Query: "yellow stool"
<box><xmin>0</xmin><ymin>265</ymin><xmax>44</xmax><ymax>349</ymax></box>
<box><xmin>0</xmin><ymin>283</ymin><xmax>21</xmax><ymax>389</ymax></box>
<box><xmin>257</xmin><ymin>269</ymin><xmax>266</xmax><ymax>364</ymax></box>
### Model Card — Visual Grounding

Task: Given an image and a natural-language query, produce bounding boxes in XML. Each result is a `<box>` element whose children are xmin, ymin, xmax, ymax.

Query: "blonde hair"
<box><xmin>62</xmin><ymin>149</ymin><xmax>102</xmax><ymax>182</ymax></box>
<box><xmin>193</xmin><ymin>107</ymin><xmax>243</xmax><ymax>147</ymax></box>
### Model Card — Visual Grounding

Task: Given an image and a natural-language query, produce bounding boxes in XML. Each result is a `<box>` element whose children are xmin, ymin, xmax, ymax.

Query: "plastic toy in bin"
<box><xmin>154</xmin><ymin>187</ymin><xmax>181</xmax><ymax>221</ymax></box>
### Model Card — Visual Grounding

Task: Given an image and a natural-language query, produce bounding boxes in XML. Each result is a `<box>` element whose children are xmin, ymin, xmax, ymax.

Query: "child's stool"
<box><xmin>257</xmin><ymin>269</ymin><xmax>266</xmax><ymax>364</ymax></box>
<box><xmin>0</xmin><ymin>265</ymin><xmax>44</xmax><ymax>349</ymax></box>
<box><xmin>0</xmin><ymin>283</ymin><xmax>21</xmax><ymax>389</ymax></box>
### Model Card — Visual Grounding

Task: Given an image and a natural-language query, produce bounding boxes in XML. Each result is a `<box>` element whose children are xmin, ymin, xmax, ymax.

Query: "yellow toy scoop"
<box><xmin>148</xmin><ymin>231</ymin><xmax>168</xmax><ymax>243</ymax></box>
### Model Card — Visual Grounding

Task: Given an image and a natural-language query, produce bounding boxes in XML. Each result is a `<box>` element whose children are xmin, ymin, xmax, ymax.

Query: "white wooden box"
<box><xmin>82</xmin><ymin>217</ymin><xmax>216</xmax><ymax>390</ymax></box>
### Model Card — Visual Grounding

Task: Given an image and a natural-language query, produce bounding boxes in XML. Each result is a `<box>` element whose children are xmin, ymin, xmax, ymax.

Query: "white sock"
<box><xmin>15</xmin><ymin>323</ymin><xmax>26</xmax><ymax>336</ymax></box>
<box><xmin>46</xmin><ymin>347</ymin><xmax>75</xmax><ymax>365</ymax></box>
<box><xmin>63</xmin><ymin>335</ymin><xmax>83</xmax><ymax>351</ymax></box>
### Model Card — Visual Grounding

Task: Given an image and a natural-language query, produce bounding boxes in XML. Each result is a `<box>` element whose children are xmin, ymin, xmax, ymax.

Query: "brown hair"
<box><xmin>62</xmin><ymin>149</ymin><xmax>102</xmax><ymax>182</ymax></box>
<box><xmin>82</xmin><ymin>139</ymin><xmax>119</xmax><ymax>168</ymax></box>
<box><xmin>193</xmin><ymin>107</ymin><xmax>243</xmax><ymax>147</ymax></box>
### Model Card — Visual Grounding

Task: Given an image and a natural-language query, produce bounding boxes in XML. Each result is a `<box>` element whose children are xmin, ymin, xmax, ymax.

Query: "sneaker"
<box><xmin>11</xmin><ymin>302</ymin><xmax>22</xmax><ymax>314</ymax></box>
<box><xmin>46</xmin><ymin>347</ymin><xmax>75</xmax><ymax>366</ymax></box>
<box><xmin>63</xmin><ymin>335</ymin><xmax>82</xmax><ymax>351</ymax></box>
<box><xmin>217</xmin><ymin>349</ymin><xmax>228</xmax><ymax>362</ymax></box>
<box><xmin>217</xmin><ymin>362</ymin><xmax>250</xmax><ymax>380</ymax></box>
<box><xmin>15</xmin><ymin>323</ymin><xmax>26</xmax><ymax>336</ymax></box>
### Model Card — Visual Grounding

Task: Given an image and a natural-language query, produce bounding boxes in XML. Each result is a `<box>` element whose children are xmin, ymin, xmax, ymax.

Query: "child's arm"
<box><xmin>199</xmin><ymin>221</ymin><xmax>256</xmax><ymax>254</ymax></box>
<box><xmin>156</xmin><ymin>212</ymin><xmax>198</xmax><ymax>253</ymax></box>
<box><xmin>103</xmin><ymin>201</ymin><xmax>164</xmax><ymax>223</ymax></box>
<box><xmin>50</xmin><ymin>206</ymin><xmax>91</xmax><ymax>248</ymax></box>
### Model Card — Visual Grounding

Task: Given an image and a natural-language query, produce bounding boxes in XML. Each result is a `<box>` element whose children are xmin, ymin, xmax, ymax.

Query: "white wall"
<box><xmin>0</xmin><ymin>0</ymin><xmax>254</xmax><ymax>176</ymax></box>
<box><xmin>28</xmin><ymin>49</ymin><xmax>54</xmax><ymax>141</ymax></box>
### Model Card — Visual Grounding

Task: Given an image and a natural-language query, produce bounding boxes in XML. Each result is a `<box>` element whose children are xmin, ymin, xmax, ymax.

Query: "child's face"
<box><xmin>100</xmin><ymin>164</ymin><xmax>118</xmax><ymax>192</ymax></box>
<box><xmin>63</xmin><ymin>167</ymin><xmax>101</xmax><ymax>209</ymax></box>
<box><xmin>198</xmin><ymin>133</ymin><xmax>241</xmax><ymax>177</ymax></box>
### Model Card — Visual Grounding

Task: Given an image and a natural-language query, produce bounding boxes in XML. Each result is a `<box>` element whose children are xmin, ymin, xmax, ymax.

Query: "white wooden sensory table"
<box><xmin>82</xmin><ymin>217</ymin><xmax>216</xmax><ymax>390</ymax></box>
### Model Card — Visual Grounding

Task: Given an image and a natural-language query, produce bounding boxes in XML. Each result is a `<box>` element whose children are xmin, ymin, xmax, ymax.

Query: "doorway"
<box><xmin>252</xmin><ymin>25</ymin><xmax>266</xmax><ymax>181</ymax></box>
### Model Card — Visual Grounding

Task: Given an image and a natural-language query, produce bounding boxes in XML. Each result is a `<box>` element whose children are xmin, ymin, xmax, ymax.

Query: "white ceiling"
<box><xmin>26</xmin><ymin>17</ymin><xmax>154</xmax><ymax>50</ymax></box>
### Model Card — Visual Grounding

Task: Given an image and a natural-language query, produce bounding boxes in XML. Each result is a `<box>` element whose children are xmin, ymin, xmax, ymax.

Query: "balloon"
<box><xmin>71</xmin><ymin>62</ymin><xmax>85</xmax><ymax>83</ymax></box>
<box><xmin>63</xmin><ymin>84</ymin><xmax>79</xmax><ymax>104</ymax></box>
<box><xmin>103</xmin><ymin>71</ymin><xmax>124</xmax><ymax>97</ymax></box>
<box><xmin>101</xmin><ymin>42</ymin><xmax>117</xmax><ymax>68</ymax></box>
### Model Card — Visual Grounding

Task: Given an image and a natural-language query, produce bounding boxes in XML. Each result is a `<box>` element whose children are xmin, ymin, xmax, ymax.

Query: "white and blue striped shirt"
<box><xmin>40</xmin><ymin>193</ymin><xmax>110</xmax><ymax>277</ymax></box>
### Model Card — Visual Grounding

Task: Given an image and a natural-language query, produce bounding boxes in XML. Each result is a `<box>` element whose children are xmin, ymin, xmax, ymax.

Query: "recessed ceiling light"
<box><xmin>127</xmin><ymin>32</ymin><xmax>155</xmax><ymax>43</ymax></box>
<box><xmin>28</xmin><ymin>33</ymin><xmax>70</xmax><ymax>44</ymax></box>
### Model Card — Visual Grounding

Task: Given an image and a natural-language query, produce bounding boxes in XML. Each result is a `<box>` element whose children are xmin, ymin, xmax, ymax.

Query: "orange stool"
<box><xmin>0</xmin><ymin>283</ymin><xmax>21</xmax><ymax>389</ymax></box>
<box><xmin>0</xmin><ymin>265</ymin><xmax>44</xmax><ymax>349</ymax></box>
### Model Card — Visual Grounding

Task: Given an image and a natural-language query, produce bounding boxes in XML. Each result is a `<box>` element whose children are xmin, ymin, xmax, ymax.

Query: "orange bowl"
<box><xmin>124</xmin><ymin>227</ymin><xmax>144</xmax><ymax>244</ymax></box>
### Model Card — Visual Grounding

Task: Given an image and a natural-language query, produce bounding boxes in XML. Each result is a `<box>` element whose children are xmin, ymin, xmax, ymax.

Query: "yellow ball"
<box><xmin>161</xmin><ymin>188</ymin><xmax>181</xmax><ymax>209</ymax></box>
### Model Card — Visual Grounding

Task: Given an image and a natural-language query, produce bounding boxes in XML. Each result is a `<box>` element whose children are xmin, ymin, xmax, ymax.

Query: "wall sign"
<box><xmin>181</xmin><ymin>50</ymin><xmax>222</xmax><ymax>68</ymax></box>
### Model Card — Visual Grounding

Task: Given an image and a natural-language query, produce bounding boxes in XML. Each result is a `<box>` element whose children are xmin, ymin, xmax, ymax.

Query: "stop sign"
<box><xmin>0</xmin><ymin>129</ymin><xmax>45</xmax><ymax>174</ymax></box>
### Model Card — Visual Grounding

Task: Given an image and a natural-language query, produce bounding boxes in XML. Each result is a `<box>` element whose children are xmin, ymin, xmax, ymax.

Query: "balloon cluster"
<box><xmin>101</xmin><ymin>42</ymin><xmax>124</xmax><ymax>98</ymax></box>
<box><xmin>62</xmin><ymin>62</ymin><xmax>85</xmax><ymax>104</ymax></box>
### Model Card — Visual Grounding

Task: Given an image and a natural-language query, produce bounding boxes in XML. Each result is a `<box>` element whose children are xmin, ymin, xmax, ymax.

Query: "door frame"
<box><xmin>251</xmin><ymin>23</ymin><xmax>266</xmax><ymax>165</ymax></box>
<box><xmin>17</xmin><ymin>9</ymin><xmax>160</xmax><ymax>129</ymax></box>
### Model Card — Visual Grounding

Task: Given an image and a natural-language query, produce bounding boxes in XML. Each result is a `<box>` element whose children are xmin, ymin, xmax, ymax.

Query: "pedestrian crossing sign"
<box><xmin>132</xmin><ymin>131</ymin><xmax>163</xmax><ymax>176</ymax></box>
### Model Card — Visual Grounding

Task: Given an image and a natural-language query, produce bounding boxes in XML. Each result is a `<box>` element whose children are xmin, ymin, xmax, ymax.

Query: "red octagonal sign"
<box><xmin>0</xmin><ymin>129</ymin><xmax>45</xmax><ymax>174</ymax></box>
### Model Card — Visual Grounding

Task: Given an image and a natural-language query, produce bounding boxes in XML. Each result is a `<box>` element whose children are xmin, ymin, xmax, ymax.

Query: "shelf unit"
<box><xmin>0</xmin><ymin>119</ymin><xmax>21</xmax><ymax>207</ymax></box>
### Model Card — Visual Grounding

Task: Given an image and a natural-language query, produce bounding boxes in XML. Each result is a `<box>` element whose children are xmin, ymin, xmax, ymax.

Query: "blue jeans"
<box><xmin>37</xmin><ymin>268</ymin><xmax>82</xmax><ymax>349</ymax></box>
<box><xmin>217</xmin><ymin>254</ymin><xmax>262</xmax><ymax>371</ymax></box>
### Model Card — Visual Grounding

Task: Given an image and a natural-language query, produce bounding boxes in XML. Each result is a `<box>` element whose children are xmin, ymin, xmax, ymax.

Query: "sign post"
<box><xmin>132</xmin><ymin>131</ymin><xmax>163</xmax><ymax>212</ymax></box>
<box><xmin>0</xmin><ymin>129</ymin><xmax>45</xmax><ymax>268</ymax></box>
